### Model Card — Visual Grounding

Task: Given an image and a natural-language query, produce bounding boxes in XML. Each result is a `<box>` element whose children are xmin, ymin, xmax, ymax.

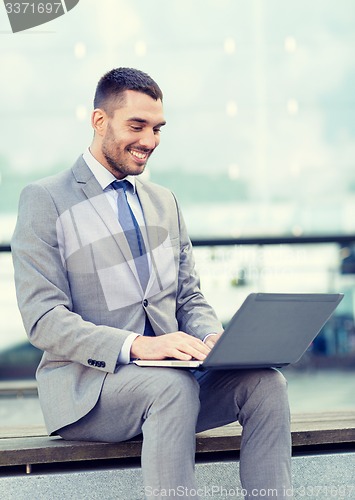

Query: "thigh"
<box><xmin>194</xmin><ymin>368</ymin><xmax>285</xmax><ymax>433</ymax></box>
<box><xmin>58</xmin><ymin>364</ymin><xmax>198</xmax><ymax>443</ymax></box>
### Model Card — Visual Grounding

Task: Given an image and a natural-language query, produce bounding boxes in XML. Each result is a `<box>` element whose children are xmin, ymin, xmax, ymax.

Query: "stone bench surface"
<box><xmin>0</xmin><ymin>411</ymin><xmax>354</xmax><ymax>468</ymax></box>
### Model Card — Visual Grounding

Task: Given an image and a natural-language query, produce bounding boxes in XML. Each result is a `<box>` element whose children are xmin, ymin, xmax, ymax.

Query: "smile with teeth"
<box><xmin>129</xmin><ymin>149</ymin><xmax>149</xmax><ymax>160</ymax></box>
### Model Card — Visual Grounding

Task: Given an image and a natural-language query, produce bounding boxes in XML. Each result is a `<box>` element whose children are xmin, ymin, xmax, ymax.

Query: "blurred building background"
<box><xmin>0</xmin><ymin>0</ymin><xmax>354</xmax><ymax>415</ymax></box>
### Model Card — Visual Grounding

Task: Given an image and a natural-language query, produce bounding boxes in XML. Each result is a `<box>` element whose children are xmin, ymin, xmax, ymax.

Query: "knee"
<box><xmin>164</xmin><ymin>369</ymin><xmax>200</xmax><ymax>403</ymax></box>
<box><xmin>240</xmin><ymin>369</ymin><xmax>289</xmax><ymax>416</ymax></box>
<box><xmin>254</xmin><ymin>369</ymin><xmax>290</xmax><ymax>414</ymax></box>
<box><xmin>261</xmin><ymin>368</ymin><xmax>288</xmax><ymax>391</ymax></box>
<box><xmin>147</xmin><ymin>369</ymin><xmax>200</xmax><ymax>417</ymax></box>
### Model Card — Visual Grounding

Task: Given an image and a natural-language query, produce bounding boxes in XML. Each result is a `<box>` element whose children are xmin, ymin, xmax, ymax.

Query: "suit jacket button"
<box><xmin>143</xmin><ymin>299</ymin><xmax>148</xmax><ymax>307</ymax></box>
<box><xmin>101</xmin><ymin>361</ymin><xmax>106</xmax><ymax>368</ymax></box>
<box><xmin>88</xmin><ymin>359</ymin><xmax>94</xmax><ymax>366</ymax></box>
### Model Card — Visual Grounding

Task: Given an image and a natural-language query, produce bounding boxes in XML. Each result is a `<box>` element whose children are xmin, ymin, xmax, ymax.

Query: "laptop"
<box><xmin>133</xmin><ymin>292</ymin><xmax>343</xmax><ymax>370</ymax></box>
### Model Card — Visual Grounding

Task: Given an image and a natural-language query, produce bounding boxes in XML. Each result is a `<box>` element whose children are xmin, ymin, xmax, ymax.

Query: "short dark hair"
<box><xmin>94</xmin><ymin>67</ymin><xmax>163</xmax><ymax>113</ymax></box>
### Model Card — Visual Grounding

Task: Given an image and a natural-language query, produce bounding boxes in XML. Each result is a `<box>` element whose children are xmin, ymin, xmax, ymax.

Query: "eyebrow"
<box><xmin>127</xmin><ymin>117</ymin><xmax>167</xmax><ymax>128</ymax></box>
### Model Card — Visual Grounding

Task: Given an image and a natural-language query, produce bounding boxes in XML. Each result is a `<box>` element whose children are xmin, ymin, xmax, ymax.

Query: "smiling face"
<box><xmin>91</xmin><ymin>90</ymin><xmax>166</xmax><ymax>179</ymax></box>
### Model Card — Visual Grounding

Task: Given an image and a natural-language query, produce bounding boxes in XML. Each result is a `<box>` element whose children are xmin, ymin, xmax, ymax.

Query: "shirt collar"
<box><xmin>83</xmin><ymin>147</ymin><xmax>136</xmax><ymax>193</ymax></box>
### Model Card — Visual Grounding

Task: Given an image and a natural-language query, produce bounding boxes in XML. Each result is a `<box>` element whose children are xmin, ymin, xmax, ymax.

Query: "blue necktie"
<box><xmin>112</xmin><ymin>180</ymin><xmax>150</xmax><ymax>291</ymax></box>
<box><xmin>112</xmin><ymin>180</ymin><xmax>155</xmax><ymax>336</ymax></box>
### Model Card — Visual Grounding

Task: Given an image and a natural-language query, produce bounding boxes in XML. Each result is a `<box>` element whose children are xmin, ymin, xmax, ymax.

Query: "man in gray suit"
<box><xmin>12</xmin><ymin>68</ymin><xmax>292</xmax><ymax>499</ymax></box>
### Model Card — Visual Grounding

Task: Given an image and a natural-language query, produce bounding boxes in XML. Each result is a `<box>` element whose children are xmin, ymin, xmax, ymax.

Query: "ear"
<box><xmin>91</xmin><ymin>108</ymin><xmax>108</xmax><ymax>136</ymax></box>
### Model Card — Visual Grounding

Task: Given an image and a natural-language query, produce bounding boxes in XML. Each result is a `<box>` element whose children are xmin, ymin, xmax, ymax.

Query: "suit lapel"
<box><xmin>135</xmin><ymin>180</ymin><xmax>166</xmax><ymax>295</ymax></box>
<box><xmin>72</xmin><ymin>158</ymin><xmax>141</xmax><ymax>287</ymax></box>
<box><xmin>135</xmin><ymin>180</ymin><xmax>158</xmax><ymax>232</ymax></box>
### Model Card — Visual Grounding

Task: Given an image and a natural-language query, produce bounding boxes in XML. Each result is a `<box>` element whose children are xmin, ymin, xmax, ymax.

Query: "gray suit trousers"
<box><xmin>58</xmin><ymin>366</ymin><xmax>292</xmax><ymax>499</ymax></box>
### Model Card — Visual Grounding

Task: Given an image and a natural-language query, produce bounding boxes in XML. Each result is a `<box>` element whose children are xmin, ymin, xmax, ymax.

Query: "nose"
<box><xmin>139</xmin><ymin>128</ymin><xmax>159</xmax><ymax>150</ymax></box>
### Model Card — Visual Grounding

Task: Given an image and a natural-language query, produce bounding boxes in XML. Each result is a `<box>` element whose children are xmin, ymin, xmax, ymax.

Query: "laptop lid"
<box><xmin>133</xmin><ymin>292</ymin><xmax>343</xmax><ymax>370</ymax></box>
<box><xmin>203</xmin><ymin>292</ymin><xmax>343</xmax><ymax>369</ymax></box>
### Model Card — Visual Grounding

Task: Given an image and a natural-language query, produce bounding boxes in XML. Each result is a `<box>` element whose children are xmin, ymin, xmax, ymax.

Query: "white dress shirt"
<box><xmin>83</xmin><ymin>148</ymin><xmax>141</xmax><ymax>365</ymax></box>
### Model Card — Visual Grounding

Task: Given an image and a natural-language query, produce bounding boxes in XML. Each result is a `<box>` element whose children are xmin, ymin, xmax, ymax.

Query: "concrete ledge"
<box><xmin>0</xmin><ymin>380</ymin><xmax>38</xmax><ymax>397</ymax></box>
<box><xmin>0</xmin><ymin>411</ymin><xmax>354</xmax><ymax>499</ymax></box>
<box><xmin>0</xmin><ymin>453</ymin><xmax>354</xmax><ymax>499</ymax></box>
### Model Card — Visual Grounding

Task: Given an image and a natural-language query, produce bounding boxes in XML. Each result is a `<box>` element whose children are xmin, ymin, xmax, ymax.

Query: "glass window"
<box><xmin>1</xmin><ymin>1</ymin><xmax>355</xmax><ymax>240</ymax></box>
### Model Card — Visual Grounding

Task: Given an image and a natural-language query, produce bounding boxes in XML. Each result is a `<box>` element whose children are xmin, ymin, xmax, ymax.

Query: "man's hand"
<box><xmin>204</xmin><ymin>332</ymin><xmax>223</xmax><ymax>350</ymax></box>
<box><xmin>131</xmin><ymin>331</ymin><xmax>211</xmax><ymax>361</ymax></box>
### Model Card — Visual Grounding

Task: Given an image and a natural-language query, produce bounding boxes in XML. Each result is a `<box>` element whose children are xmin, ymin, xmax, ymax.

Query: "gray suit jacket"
<box><xmin>11</xmin><ymin>156</ymin><xmax>222</xmax><ymax>434</ymax></box>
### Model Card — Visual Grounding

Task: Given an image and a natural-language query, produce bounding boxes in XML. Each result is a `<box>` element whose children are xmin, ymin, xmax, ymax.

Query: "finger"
<box><xmin>204</xmin><ymin>339</ymin><xmax>215</xmax><ymax>350</ymax></box>
<box><xmin>205</xmin><ymin>333</ymin><xmax>223</xmax><ymax>349</ymax></box>
<box><xmin>169</xmin><ymin>349</ymin><xmax>193</xmax><ymax>361</ymax></box>
<box><xmin>177</xmin><ymin>341</ymin><xmax>209</xmax><ymax>361</ymax></box>
<box><xmin>174</xmin><ymin>332</ymin><xmax>210</xmax><ymax>354</ymax></box>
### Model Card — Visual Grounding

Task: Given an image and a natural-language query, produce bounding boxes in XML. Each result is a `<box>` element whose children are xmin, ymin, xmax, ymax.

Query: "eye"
<box><xmin>130</xmin><ymin>125</ymin><xmax>143</xmax><ymax>131</ymax></box>
<box><xmin>153</xmin><ymin>128</ymin><xmax>161</xmax><ymax>134</ymax></box>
